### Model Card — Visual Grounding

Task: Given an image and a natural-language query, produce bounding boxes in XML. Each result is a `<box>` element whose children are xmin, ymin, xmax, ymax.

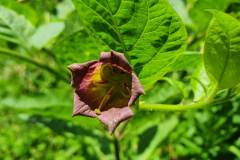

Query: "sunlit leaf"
<box><xmin>191</xmin><ymin>63</ymin><xmax>210</xmax><ymax>101</ymax></box>
<box><xmin>56</xmin><ymin>0</ymin><xmax>75</xmax><ymax>19</ymax></box>
<box><xmin>229</xmin><ymin>145</ymin><xmax>240</xmax><ymax>158</ymax></box>
<box><xmin>0</xmin><ymin>6</ymin><xmax>34</xmax><ymax>48</ymax></box>
<box><xmin>233</xmin><ymin>84</ymin><xmax>240</xmax><ymax>97</ymax></box>
<box><xmin>168</xmin><ymin>0</ymin><xmax>193</xmax><ymax>26</ymax></box>
<box><xmin>204</xmin><ymin>11</ymin><xmax>240</xmax><ymax>89</ymax></box>
<box><xmin>138</xmin><ymin>116</ymin><xmax>178</xmax><ymax>160</ymax></box>
<box><xmin>0</xmin><ymin>0</ymin><xmax>38</xmax><ymax>25</ymax></box>
<box><xmin>30</xmin><ymin>22</ymin><xmax>65</xmax><ymax>49</ymax></box>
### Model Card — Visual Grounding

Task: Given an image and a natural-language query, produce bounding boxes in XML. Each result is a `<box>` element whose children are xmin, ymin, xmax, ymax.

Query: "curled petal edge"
<box><xmin>73</xmin><ymin>92</ymin><xmax>97</xmax><ymax>117</ymax></box>
<box><xmin>128</xmin><ymin>73</ymin><xmax>145</xmax><ymax>106</ymax></box>
<box><xmin>100</xmin><ymin>51</ymin><xmax>132</xmax><ymax>72</ymax></box>
<box><xmin>68</xmin><ymin>60</ymin><xmax>98</xmax><ymax>88</ymax></box>
<box><xmin>73</xmin><ymin>93</ymin><xmax>134</xmax><ymax>133</ymax></box>
<box><xmin>98</xmin><ymin>106</ymin><xmax>133</xmax><ymax>133</ymax></box>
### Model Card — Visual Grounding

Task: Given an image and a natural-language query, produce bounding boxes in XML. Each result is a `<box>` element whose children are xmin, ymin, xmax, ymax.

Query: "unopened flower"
<box><xmin>68</xmin><ymin>51</ymin><xmax>144</xmax><ymax>133</ymax></box>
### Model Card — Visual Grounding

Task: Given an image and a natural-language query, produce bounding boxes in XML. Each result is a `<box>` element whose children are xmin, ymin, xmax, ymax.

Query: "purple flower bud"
<box><xmin>68</xmin><ymin>51</ymin><xmax>144</xmax><ymax>133</ymax></box>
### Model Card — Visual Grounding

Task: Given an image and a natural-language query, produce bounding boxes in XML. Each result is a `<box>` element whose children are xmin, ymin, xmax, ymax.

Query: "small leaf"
<box><xmin>204</xmin><ymin>11</ymin><xmax>240</xmax><ymax>89</ymax></box>
<box><xmin>171</xmin><ymin>51</ymin><xmax>201</xmax><ymax>71</ymax></box>
<box><xmin>30</xmin><ymin>22</ymin><xmax>65</xmax><ymax>49</ymax></box>
<box><xmin>0</xmin><ymin>0</ymin><xmax>38</xmax><ymax>25</ymax></box>
<box><xmin>0</xmin><ymin>6</ymin><xmax>34</xmax><ymax>47</ymax></box>
<box><xmin>163</xmin><ymin>77</ymin><xmax>189</xmax><ymax>99</ymax></box>
<box><xmin>229</xmin><ymin>145</ymin><xmax>240</xmax><ymax>158</ymax></box>
<box><xmin>233</xmin><ymin>84</ymin><xmax>240</xmax><ymax>97</ymax></box>
<box><xmin>168</xmin><ymin>0</ymin><xmax>193</xmax><ymax>26</ymax></box>
<box><xmin>138</xmin><ymin>116</ymin><xmax>178</xmax><ymax>160</ymax></box>
<box><xmin>56</xmin><ymin>0</ymin><xmax>75</xmax><ymax>19</ymax></box>
<box><xmin>190</xmin><ymin>63</ymin><xmax>210</xmax><ymax>101</ymax></box>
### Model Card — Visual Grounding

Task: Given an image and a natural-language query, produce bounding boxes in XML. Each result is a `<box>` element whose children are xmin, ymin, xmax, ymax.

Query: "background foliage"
<box><xmin>0</xmin><ymin>0</ymin><xmax>240</xmax><ymax>159</ymax></box>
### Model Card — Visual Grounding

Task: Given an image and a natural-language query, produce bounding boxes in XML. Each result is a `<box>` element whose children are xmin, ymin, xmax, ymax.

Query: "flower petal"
<box><xmin>128</xmin><ymin>73</ymin><xmax>145</xmax><ymax>106</ymax></box>
<box><xmin>73</xmin><ymin>92</ymin><xmax>97</xmax><ymax>117</ymax></box>
<box><xmin>100</xmin><ymin>51</ymin><xmax>131</xmax><ymax>72</ymax></box>
<box><xmin>98</xmin><ymin>106</ymin><xmax>133</xmax><ymax>133</ymax></box>
<box><xmin>68</xmin><ymin>60</ymin><xmax>98</xmax><ymax>88</ymax></box>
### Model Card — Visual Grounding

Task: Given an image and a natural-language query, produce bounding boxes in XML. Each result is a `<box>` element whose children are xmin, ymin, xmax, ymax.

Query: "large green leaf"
<box><xmin>72</xmin><ymin>0</ymin><xmax>187</xmax><ymax>89</ymax></box>
<box><xmin>204</xmin><ymin>11</ymin><xmax>240</xmax><ymax>89</ymax></box>
<box><xmin>0</xmin><ymin>6</ymin><xmax>34</xmax><ymax>48</ymax></box>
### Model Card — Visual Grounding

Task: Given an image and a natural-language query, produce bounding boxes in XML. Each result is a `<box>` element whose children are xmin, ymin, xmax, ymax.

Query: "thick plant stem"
<box><xmin>139</xmin><ymin>84</ymin><xmax>220</xmax><ymax>111</ymax></box>
<box><xmin>139</xmin><ymin>98</ymin><xmax>232</xmax><ymax>111</ymax></box>
<box><xmin>139</xmin><ymin>101</ymin><xmax>210</xmax><ymax>111</ymax></box>
<box><xmin>0</xmin><ymin>47</ymin><xmax>69</xmax><ymax>83</ymax></box>
<box><xmin>113</xmin><ymin>136</ymin><xmax>120</xmax><ymax>160</ymax></box>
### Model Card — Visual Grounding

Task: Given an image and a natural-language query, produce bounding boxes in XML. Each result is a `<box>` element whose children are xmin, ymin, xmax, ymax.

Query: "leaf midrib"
<box><xmin>80</xmin><ymin>0</ymin><xmax>122</xmax><ymax>44</ymax></box>
<box><xmin>136</xmin><ymin>16</ymin><xmax>175</xmax><ymax>72</ymax></box>
<box><xmin>214</xmin><ymin>17</ymin><xmax>231</xmax><ymax>87</ymax></box>
<box><xmin>79</xmin><ymin>0</ymin><xmax>127</xmax><ymax>52</ymax></box>
<box><xmin>105</xmin><ymin>0</ymin><xmax>126</xmax><ymax>53</ymax></box>
<box><xmin>113</xmin><ymin>0</ymin><xmax>122</xmax><ymax>15</ymax></box>
<box><xmin>128</xmin><ymin>0</ymin><xmax>149</xmax><ymax>52</ymax></box>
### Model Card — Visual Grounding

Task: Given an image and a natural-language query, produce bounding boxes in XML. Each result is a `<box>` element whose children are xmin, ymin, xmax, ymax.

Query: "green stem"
<box><xmin>139</xmin><ymin>83</ymin><xmax>220</xmax><ymax>111</ymax></box>
<box><xmin>139</xmin><ymin>97</ymin><xmax>232</xmax><ymax>111</ymax></box>
<box><xmin>0</xmin><ymin>47</ymin><xmax>69</xmax><ymax>83</ymax></box>
<box><xmin>113</xmin><ymin>135</ymin><xmax>120</xmax><ymax>160</ymax></box>
<box><xmin>139</xmin><ymin>101</ymin><xmax>209</xmax><ymax>111</ymax></box>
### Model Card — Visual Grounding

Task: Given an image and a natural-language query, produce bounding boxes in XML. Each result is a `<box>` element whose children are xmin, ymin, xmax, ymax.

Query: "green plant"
<box><xmin>0</xmin><ymin>0</ymin><xmax>240</xmax><ymax>159</ymax></box>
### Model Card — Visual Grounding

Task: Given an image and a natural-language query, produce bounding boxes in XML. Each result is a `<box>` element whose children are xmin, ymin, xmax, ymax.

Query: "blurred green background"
<box><xmin>0</xmin><ymin>0</ymin><xmax>240</xmax><ymax>159</ymax></box>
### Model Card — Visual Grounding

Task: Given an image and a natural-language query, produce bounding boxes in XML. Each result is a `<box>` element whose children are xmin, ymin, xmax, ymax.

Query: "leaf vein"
<box><xmin>80</xmin><ymin>0</ymin><xmax>121</xmax><ymax>43</ymax></box>
<box><xmin>128</xmin><ymin>0</ymin><xmax>149</xmax><ymax>51</ymax></box>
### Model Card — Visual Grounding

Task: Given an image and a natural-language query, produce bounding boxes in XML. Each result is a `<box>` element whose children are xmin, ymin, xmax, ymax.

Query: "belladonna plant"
<box><xmin>68</xmin><ymin>51</ymin><xmax>145</xmax><ymax>133</ymax></box>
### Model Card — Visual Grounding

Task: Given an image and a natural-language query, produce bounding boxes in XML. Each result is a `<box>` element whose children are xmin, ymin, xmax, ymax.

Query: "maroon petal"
<box><xmin>128</xmin><ymin>73</ymin><xmax>145</xmax><ymax>106</ymax></box>
<box><xmin>100</xmin><ymin>51</ymin><xmax>132</xmax><ymax>72</ymax></box>
<box><xmin>98</xmin><ymin>106</ymin><xmax>133</xmax><ymax>133</ymax></box>
<box><xmin>73</xmin><ymin>92</ymin><xmax>97</xmax><ymax>117</ymax></box>
<box><xmin>68</xmin><ymin>60</ymin><xmax>98</xmax><ymax>88</ymax></box>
